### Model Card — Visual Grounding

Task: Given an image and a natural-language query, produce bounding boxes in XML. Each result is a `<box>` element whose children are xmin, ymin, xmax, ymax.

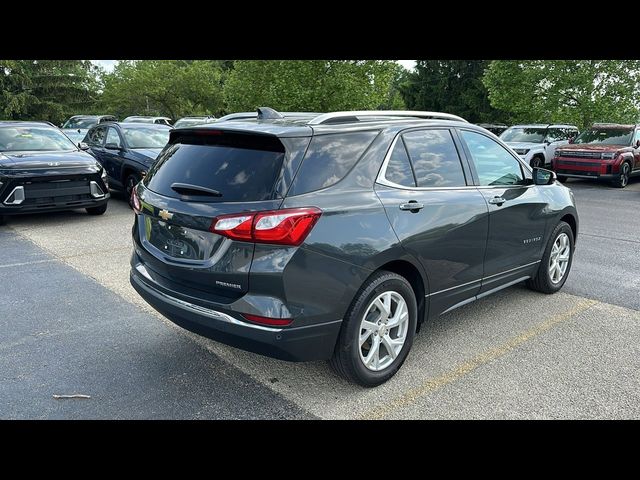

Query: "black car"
<box><xmin>0</xmin><ymin>121</ymin><xmax>109</xmax><ymax>225</ymax></box>
<box><xmin>129</xmin><ymin>108</ymin><xmax>579</xmax><ymax>387</ymax></box>
<box><xmin>84</xmin><ymin>122</ymin><xmax>171</xmax><ymax>197</ymax></box>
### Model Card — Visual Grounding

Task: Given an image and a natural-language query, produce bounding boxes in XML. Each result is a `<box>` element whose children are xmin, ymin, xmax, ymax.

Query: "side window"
<box><xmin>384</xmin><ymin>138</ymin><xmax>416</xmax><ymax>187</ymax></box>
<box><xmin>87</xmin><ymin>126</ymin><xmax>106</xmax><ymax>146</ymax></box>
<box><xmin>633</xmin><ymin>129</ymin><xmax>640</xmax><ymax>145</ymax></box>
<box><xmin>106</xmin><ymin>127</ymin><xmax>122</xmax><ymax>148</ymax></box>
<box><xmin>402</xmin><ymin>129</ymin><xmax>466</xmax><ymax>187</ymax></box>
<box><xmin>460</xmin><ymin>130</ymin><xmax>525</xmax><ymax>186</ymax></box>
<box><xmin>289</xmin><ymin>131</ymin><xmax>379</xmax><ymax>195</ymax></box>
<box><xmin>545</xmin><ymin>128</ymin><xmax>564</xmax><ymax>142</ymax></box>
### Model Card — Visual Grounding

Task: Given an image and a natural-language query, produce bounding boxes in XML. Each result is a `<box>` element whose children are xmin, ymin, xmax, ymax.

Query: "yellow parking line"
<box><xmin>361</xmin><ymin>298</ymin><xmax>597</xmax><ymax>420</ymax></box>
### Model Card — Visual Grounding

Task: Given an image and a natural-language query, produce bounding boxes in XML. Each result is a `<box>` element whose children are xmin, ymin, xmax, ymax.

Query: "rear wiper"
<box><xmin>171</xmin><ymin>183</ymin><xmax>222</xmax><ymax>197</ymax></box>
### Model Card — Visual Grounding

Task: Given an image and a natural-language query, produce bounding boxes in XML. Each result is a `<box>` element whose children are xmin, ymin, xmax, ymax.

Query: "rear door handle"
<box><xmin>399</xmin><ymin>202</ymin><xmax>424</xmax><ymax>212</ymax></box>
<box><xmin>488</xmin><ymin>197</ymin><xmax>506</xmax><ymax>205</ymax></box>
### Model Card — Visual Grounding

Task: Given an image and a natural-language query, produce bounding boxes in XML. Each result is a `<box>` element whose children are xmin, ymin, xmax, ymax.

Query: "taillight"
<box><xmin>242</xmin><ymin>313</ymin><xmax>293</xmax><ymax>327</ymax></box>
<box><xmin>210</xmin><ymin>207</ymin><xmax>322</xmax><ymax>246</ymax></box>
<box><xmin>131</xmin><ymin>187</ymin><xmax>141</xmax><ymax>213</ymax></box>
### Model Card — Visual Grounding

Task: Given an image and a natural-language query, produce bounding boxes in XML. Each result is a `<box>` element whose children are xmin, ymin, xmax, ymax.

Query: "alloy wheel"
<box><xmin>358</xmin><ymin>291</ymin><xmax>409</xmax><ymax>371</ymax></box>
<box><xmin>548</xmin><ymin>232</ymin><xmax>571</xmax><ymax>284</ymax></box>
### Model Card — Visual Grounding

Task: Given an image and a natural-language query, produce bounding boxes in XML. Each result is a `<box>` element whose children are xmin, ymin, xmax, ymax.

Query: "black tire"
<box><xmin>86</xmin><ymin>203</ymin><xmax>108</xmax><ymax>216</ymax></box>
<box><xmin>329</xmin><ymin>270</ymin><xmax>418</xmax><ymax>387</ymax></box>
<box><xmin>612</xmin><ymin>162</ymin><xmax>630</xmax><ymax>188</ymax></box>
<box><xmin>530</xmin><ymin>156</ymin><xmax>544</xmax><ymax>168</ymax></box>
<box><xmin>0</xmin><ymin>215</ymin><xmax>6</xmax><ymax>226</ymax></box>
<box><xmin>125</xmin><ymin>172</ymin><xmax>141</xmax><ymax>207</ymax></box>
<box><xmin>557</xmin><ymin>175</ymin><xmax>568</xmax><ymax>183</ymax></box>
<box><xmin>526</xmin><ymin>221</ymin><xmax>574</xmax><ymax>294</ymax></box>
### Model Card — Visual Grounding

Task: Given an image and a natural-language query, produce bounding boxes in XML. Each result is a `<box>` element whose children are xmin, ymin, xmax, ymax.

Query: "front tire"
<box><xmin>557</xmin><ymin>175</ymin><xmax>568</xmax><ymax>183</ymax></box>
<box><xmin>330</xmin><ymin>271</ymin><xmax>417</xmax><ymax>387</ymax></box>
<box><xmin>612</xmin><ymin>162</ymin><xmax>630</xmax><ymax>188</ymax></box>
<box><xmin>86</xmin><ymin>203</ymin><xmax>108</xmax><ymax>215</ymax></box>
<box><xmin>526</xmin><ymin>221</ymin><xmax>574</xmax><ymax>294</ymax></box>
<box><xmin>530</xmin><ymin>156</ymin><xmax>544</xmax><ymax>168</ymax></box>
<box><xmin>0</xmin><ymin>215</ymin><xmax>6</xmax><ymax>226</ymax></box>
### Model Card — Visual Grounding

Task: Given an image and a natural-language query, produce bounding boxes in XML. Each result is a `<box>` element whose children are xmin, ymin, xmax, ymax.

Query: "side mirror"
<box><xmin>104</xmin><ymin>142</ymin><xmax>121</xmax><ymax>150</ymax></box>
<box><xmin>533</xmin><ymin>167</ymin><xmax>556</xmax><ymax>185</ymax></box>
<box><xmin>78</xmin><ymin>142</ymin><xmax>90</xmax><ymax>150</ymax></box>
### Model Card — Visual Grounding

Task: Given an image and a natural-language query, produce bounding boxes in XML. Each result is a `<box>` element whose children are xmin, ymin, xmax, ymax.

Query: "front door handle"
<box><xmin>488</xmin><ymin>196</ymin><xmax>506</xmax><ymax>205</ymax></box>
<box><xmin>399</xmin><ymin>201</ymin><xmax>424</xmax><ymax>212</ymax></box>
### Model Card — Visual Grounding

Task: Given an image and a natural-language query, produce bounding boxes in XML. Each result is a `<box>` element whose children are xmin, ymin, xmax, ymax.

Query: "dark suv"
<box><xmin>130</xmin><ymin>109</ymin><xmax>579</xmax><ymax>386</ymax></box>
<box><xmin>552</xmin><ymin>123</ymin><xmax>640</xmax><ymax>188</ymax></box>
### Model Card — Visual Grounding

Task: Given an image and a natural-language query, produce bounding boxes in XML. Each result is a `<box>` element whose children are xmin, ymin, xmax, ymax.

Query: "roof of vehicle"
<box><xmin>177</xmin><ymin>116</ymin><xmax>216</xmax><ymax>120</ymax></box>
<box><xmin>123</xmin><ymin>116</ymin><xmax>172</xmax><ymax>121</ymax></box>
<box><xmin>0</xmin><ymin>120</ymin><xmax>58</xmax><ymax>128</ymax></box>
<box><xmin>507</xmin><ymin>124</ymin><xmax>578</xmax><ymax>129</ymax></box>
<box><xmin>590</xmin><ymin>123</ymin><xmax>637</xmax><ymax>129</ymax></box>
<box><xmin>178</xmin><ymin>110</ymin><xmax>475</xmax><ymax>138</ymax></box>
<box><xmin>216</xmin><ymin>112</ymin><xmax>319</xmax><ymax>122</ymax></box>
<box><xmin>67</xmin><ymin>114</ymin><xmax>115</xmax><ymax>119</ymax></box>
<box><xmin>94</xmin><ymin>121</ymin><xmax>172</xmax><ymax>129</ymax></box>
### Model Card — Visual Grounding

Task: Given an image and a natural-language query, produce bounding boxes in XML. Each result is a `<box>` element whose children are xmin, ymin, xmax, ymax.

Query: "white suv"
<box><xmin>500</xmin><ymin>124</ymin><xmax>579</xmax><ymax>168</ymax></box>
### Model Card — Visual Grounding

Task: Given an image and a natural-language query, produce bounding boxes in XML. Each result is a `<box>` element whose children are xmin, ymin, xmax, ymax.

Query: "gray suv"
<box><xmin>129</xmin><ymin>109</ymin><xmax>579</xmax><ymax>386</ymax></box>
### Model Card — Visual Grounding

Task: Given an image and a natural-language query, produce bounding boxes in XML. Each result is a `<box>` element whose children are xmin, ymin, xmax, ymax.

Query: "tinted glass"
<box><xmin>574</xmin><ymin>128</ymin><xmax>633</xmax><ymax>145</ymax></box>
<box><xmin>461</xmin><ymin>130</ymin><xmax>525</xmax><ymax>186</ymax></box>
<box><xmin>87</xmin><ymin>126</ymin><xmax>106</xmax><ymax>146</ymax></box>
<box><xmin>384</xmin><ymin>139</ymin><xmax>416</xmax><ymax>187</ymax></box>
<box><xmin>106</xmin><ymin>127</ymin><xmax>122</xmax><ymax>147</ymax></box>
<box><xmin>290</xmin><ymin>131</ymin><xmax>378</xmax><ymax>194</ymax></box>
<box><xmin>634</xmin><ymin>130</ymin><xmax>640</xmax><ymax>144</ymax></box>
<box><xmin>0</xmin><ymin>126</ymin><xmax>78</xmax><ymax>152</ymax></box>
<box><xmin>545</xmin><ymin>128</ymin><xmax>564</xmax><ymax>142</ymax></box>
<box><xmin>145</xmin><ymin>135</ymin><xmax>286</xmax><ymax>202</ymax></box>
<box><xmin>402</xmin><ymin>129</ymin><xmax>466</xmax><ymax>187</ymax></box>
<box><xmin>500</xmin><ymin>127</ymin><xmax>547</xmax><ymax>143</ymax></box>
<box><xmin>63</xmin><ymin>117</ymin><xmax>98</xmax><ymax>129</ymax></box>
<box><xmin>122</xmin><ymin>127</ymin><xmax>170</xmax><ymax>149</ymax></box>
<box><xmin>174</xmin><ymin>119</ymin><xmax>206</xmax><ymax>128</ymax></box>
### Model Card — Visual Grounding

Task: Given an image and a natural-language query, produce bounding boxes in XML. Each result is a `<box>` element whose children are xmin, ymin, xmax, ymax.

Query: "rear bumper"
<box><xmin>130</xmin><ymin>264</ymin><xmax>342</xmax><ymax>362</ymax></box>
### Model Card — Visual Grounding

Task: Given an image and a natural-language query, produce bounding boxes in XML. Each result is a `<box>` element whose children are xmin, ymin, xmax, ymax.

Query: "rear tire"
<box><xmin>329</xmin><ymin>271</ymin><xmax>417</xmax><ymax>387</ymax></box>
<box><xmin>612</xmin><ymin>162</ymin><xmax>630</xmax><ymax>188</ymax></box>
<box><xmin>86</xmin><ymin>203</ymin><xmax>108</xmax><ymax>216</ymax></box>
<box><xmin>526</xmin><ymin>221</ymin><xmax>574</xmax><ymax>294</ymax></box>
<box><xmin>125</xmin><ymin>173</ymin><xmax>141</xmax><ymax>208</ymax></box>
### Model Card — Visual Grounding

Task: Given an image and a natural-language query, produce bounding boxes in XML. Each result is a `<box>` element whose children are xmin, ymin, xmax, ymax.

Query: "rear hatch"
<box><xmin>134</xmin><ymin>129</ymin><xmax>294</xmax><ymax>300</ymax></box>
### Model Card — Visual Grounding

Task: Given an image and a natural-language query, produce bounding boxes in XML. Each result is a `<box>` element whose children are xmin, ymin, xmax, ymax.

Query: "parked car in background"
<box><xmin>173</xmin><ymin>116</ymin><xmax>217</xmax><ymax>129</ymax></box>
<box><xmin>500</xmin><ymin>124</ymin><xmax>579</xmax><ymax>168</ymax></box>
<box><xmin>122</xmin><ymin>116</ymin><xmax>173</xmax><ymax>127</ymax></box>
<box><xmin>0</xmin><ymin>121</ymin><xmax>109</xmax><ymax>225</ymax></box>
<box><xmin>477</xmin><ymin>123</ymin><xmax>509</xmax><ymax>136</ymax></box>
<box><xmin>216</xmin><ymin>111</ymin><xmax>320</xmax><ymax>122</ymax></box>
<box><xmin>129</xmin><ymin>108</ymin><xmax>579</xmax><ymax>387</ymax></box>
<box><xmin>552</xmin><ymin>123</ymin><xmax>640</xmax><ymax>188</ymax></box>
<box><xmin>84</xmin><ymin>122</ymin><xmax>171</xmax><ymax>197</ymax></box>
<box><xmin>62</xmin><ymin>115</ymin><xmax>117</xmax><ymax>144</ymax></box>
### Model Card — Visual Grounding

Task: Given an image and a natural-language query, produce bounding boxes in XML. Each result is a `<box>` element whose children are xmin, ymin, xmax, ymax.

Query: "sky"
<box><xmin>91</xmin><ymin>60</ymin><xmax>417</xmax><ymax>72</ymax></box>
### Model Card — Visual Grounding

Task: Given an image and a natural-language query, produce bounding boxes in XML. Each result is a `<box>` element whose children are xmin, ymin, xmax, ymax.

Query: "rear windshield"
<box><xmin>144</xmin><ymin>132</ymin><xmax>286</xmax><ymax>202</ymax></box>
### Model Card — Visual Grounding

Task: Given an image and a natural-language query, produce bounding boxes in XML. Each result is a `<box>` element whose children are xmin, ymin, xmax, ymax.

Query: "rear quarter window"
<box><xmin>288</xmin><ymin>131</ymin><xmax>379</xmax><ymax>195</ymax></box>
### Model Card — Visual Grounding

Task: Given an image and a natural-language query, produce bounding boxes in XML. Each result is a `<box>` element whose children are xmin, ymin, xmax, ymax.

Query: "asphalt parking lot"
<box><xmin>1</xmin><ymin>180</ymin><xmax>639</xmax><ymax>419</ymax></box>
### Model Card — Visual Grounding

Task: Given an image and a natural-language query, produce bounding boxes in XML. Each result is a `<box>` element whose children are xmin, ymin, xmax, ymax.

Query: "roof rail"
<box><xmin>307</xmin><ymin>110</ymin><xmax>468</xmax><ymax>125</ymax></box>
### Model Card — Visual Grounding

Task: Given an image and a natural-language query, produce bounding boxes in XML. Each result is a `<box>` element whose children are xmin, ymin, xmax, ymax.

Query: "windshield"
<box><xmin>574</xmin><ymin>128</ymin><xmax>633</xmax><ymax>145</ymax></box>
<box><xmin>0</xmin><ymin>126</ymin><xmax>78</xmax><ymax>152</ymax></box>
<box><xmin>122</xmin><ymin>127</ymin><xmax>170</xmax><ymax>149</ymax></box>
<box><xmin>500</xmin><ymin>127</ymin><xmax>547</xmax><ymax>143</ymax></box>
<box><xmin>174</xmin><ymin>119</ymin><xmax>206</xmax><ymax>128</ymax></box>
<box><xmin>63</xmin><ymin>117</ymin><xmax>98</xmax><ymax>129</ymax></box>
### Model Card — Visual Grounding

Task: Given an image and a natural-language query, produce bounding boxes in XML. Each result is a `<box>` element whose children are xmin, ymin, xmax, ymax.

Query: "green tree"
<box><xmin>399</xmin><ymin>60</ymin><xmax>507</xmax><ymax>123</ymax></box>
<box><xmin>0</xmin><ymin>60</ymin><xmax>100</xmax><ymax>124</ymax></box>
<box><xmin>223</xmin><ymin>60</ymin><xmax>400</xmax><ymax>112</ymax></box>
<box><xmin>100</xmin><ymin>60</ymin><xmax>225</xmax><ymax>120</ymax></box>
<box><xmin>483</xmin><ymin>60</ymin><xmax>640</xmax><ymax>129</ymax></box>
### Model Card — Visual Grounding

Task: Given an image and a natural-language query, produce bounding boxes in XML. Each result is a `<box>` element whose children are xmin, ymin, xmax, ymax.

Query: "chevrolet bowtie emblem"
<box><xmin>159</xmin><ymin>209</ymin><xmax>174</xmax><ymax>221</ymax></box>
